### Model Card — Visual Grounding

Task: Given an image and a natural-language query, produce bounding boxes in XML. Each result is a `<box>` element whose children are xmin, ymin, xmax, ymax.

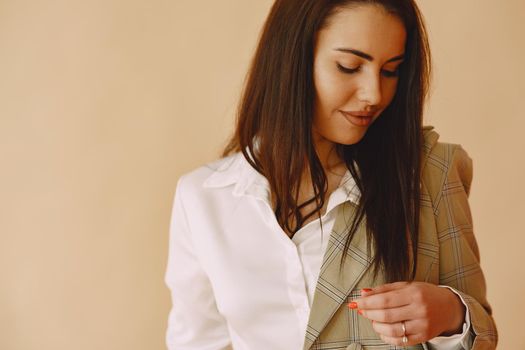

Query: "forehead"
<box><xmin>316</xmin><ymin>5</ymin><xmax>407</xmax><ymax>59</ymax></box>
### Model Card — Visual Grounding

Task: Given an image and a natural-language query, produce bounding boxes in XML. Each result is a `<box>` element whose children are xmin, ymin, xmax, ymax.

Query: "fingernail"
<box><xmin>348</xmin><ymin>302</ymin><xmax>358</xmax><ymax>309</ymax></box>
<box><xmin>358</xmin><ymin>309</ymin><xmax>364</xmax><ymax>315</ymax></box>
<box><xmin>362</xmin><ymin>288</ymin><xmax>373</xmax><ymax>293</ymax></box>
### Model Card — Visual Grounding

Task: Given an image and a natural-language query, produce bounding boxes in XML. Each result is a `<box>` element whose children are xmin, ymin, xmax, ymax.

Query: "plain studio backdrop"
<box><xmin>0</xmin><ymin>0</ymin><xmax>523</xmax><ymax>349</ymax></box>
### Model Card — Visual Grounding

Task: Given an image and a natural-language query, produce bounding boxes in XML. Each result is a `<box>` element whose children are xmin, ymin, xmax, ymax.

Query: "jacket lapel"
<box><xmin>303</xmin><ymin>201</ymin><xmax>374</xmax><ymax>350</ymax></box>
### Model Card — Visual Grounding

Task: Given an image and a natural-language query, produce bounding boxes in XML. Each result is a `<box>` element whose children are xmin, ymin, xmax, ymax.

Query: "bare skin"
<box><xmin>282</xmin><ymin>154</ymin><xmax>346</xmax><ymax>237</ymax></box>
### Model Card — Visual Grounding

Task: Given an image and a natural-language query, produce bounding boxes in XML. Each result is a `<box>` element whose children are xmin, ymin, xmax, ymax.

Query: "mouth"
<box><xmin>340</xmin><ymin>110</ymin><xmax>375</xmax><ymax>127</ymax></box>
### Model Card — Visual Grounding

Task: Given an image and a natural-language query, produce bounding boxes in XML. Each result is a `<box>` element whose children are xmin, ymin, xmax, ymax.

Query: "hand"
<box><xmin>348</xmin><ymin>281</ymin><xmax>466</xmax><ymax>346</ymax></box>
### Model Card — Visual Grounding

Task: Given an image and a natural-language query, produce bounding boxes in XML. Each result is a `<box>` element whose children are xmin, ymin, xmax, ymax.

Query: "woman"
<box><xmin>165</xmin><ymin>0</ymin><xmax>497</xmax><ymax>349</ymax></box>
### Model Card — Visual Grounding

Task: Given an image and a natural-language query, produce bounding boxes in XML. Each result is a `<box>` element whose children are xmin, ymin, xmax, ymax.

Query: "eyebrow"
<box><xmin>333</xmin><ymin>47</ymin><xmax>405</xmax><ymax>63</ymax></box>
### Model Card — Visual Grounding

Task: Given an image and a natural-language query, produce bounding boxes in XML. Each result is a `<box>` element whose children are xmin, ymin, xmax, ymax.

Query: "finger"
<box><xmin>371</xmin><ymin>319</ymin><xmax>419</xmax><ymax>338</ymax></box>
<box><xmin>353</xmin><ymin>289</ymin><xmax>411</xmax><ymax>310</ymax></box>
<box><xmin>358</xmin><ymin>304</ymin><xmax>412</xmax><ymax>323</ymax></box>
<box><xmin>367</xmin><ymin>281</ymin><xmax>411</xmax><ymax>295</ymax></box>
<box><xmin>379</xmin><ymin>333</ymin><xmax>426</xmax><ymax>347</ymax></box>
<box><xmin>359</xmin><ymin>288</ymin><xmax>374</xmax><ymax>297</ymax></box>
<box><xmin>356</xmin><ymin>282</ymin><xmax>411</xmax><ymax>299</ymax></box>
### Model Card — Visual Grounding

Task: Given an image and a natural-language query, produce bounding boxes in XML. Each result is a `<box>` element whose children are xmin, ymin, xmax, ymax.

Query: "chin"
<box><xmin>336</xmin><ymin>129</ymin><xmax>368</xmax><ymax>145</ymax></box>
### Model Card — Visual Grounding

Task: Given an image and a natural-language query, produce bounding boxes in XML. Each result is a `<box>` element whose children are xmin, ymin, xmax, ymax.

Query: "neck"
<box><xmin>299</xmin><ymin>134</ymin><xmax>346</xmax><ymax>192</ymax></box>
<box><xmin>312</xmin><ymin>133</ymin><xmax>344</xmax><ymax>173</ymax></box>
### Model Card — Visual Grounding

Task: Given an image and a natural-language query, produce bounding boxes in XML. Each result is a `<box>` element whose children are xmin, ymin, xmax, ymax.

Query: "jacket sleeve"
<box><xmin>164</xmin><ymin>176</ymin><xmax>233</xmax><ymax>350</ymax></box>
<box><xmin>432</xmin><ymin>144</ymin><xmax>498</xmax><ymax>349</ymax></box>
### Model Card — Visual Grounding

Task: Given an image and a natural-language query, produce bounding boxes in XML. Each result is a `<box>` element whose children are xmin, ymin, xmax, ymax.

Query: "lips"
<box><xmin>340</xmin><ymin>110</ymin><xmax>375</xmax><ymax>127</ymax></box>
<box><xmin>342</xmin><ymin>110</ymin><xmax>375</xmax><ymax>118</ymax></box>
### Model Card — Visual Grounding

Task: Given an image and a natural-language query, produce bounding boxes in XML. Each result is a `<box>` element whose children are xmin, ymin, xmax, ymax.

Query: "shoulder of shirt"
<box><xmin>176</xmin><ymin>151</ymin><xmax>250</xmax><ymax>195</ymax></box>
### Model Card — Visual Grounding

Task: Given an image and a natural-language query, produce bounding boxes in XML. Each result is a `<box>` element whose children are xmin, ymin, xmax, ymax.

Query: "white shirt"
<box><xmin>165</xmin><ymin>152</ymin><xmax>472</xmax><ymax>350</ymax></box>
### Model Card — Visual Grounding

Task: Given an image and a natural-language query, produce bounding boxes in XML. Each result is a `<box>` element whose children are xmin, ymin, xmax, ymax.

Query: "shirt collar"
<box><xmin>202</xmin><ymin>125</ymin><xmax>437</xmax><ymax>210</ymax></box>
<box><xmin>203</xmin><ymin>151</ymin><xmax>361</xmax><ymax>207</ymax></box>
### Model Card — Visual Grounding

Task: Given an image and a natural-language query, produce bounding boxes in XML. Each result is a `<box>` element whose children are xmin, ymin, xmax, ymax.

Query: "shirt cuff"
<box><xmin>426</xmin><ymin>285</ymin><xmax>473</xmax><ymax>350</ymax></box>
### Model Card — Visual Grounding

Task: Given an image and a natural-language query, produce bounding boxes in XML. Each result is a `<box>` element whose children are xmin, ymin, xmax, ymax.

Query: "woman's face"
<box><xmin>312</xmin><ymin>4</ymin><xmax>407</xmax><ymax>147</ymax></box>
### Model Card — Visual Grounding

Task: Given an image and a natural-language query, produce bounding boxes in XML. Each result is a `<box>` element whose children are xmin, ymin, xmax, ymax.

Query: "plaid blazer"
<box><xmin>303</xmin><ymin>126</ymin><xmax>498</xmax><ymax>350</ymax></box>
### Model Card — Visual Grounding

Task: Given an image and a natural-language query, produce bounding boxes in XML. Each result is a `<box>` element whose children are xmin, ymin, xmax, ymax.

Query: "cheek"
<box><xmin>314</xmin><ymin>70</ymin><xmax>352</xmax><ymax>112</ymax></box>
<box><xmin>383</xmin><ymin>80</ymin><xmax>399</xmax><ymax>105</ymax></box>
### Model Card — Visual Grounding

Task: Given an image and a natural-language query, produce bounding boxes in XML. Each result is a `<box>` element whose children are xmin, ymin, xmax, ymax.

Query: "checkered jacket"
<box><xmin>303</xmin><ymin>126</ymin><xmax>498</xmax><ymax>350</ymax></box>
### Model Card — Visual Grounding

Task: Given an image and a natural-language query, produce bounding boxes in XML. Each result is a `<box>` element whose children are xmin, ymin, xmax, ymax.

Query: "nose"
<box><xmin>356</xmin><ymin>71</ymin><xmax>382</xmax><ymax>108</ymax></box>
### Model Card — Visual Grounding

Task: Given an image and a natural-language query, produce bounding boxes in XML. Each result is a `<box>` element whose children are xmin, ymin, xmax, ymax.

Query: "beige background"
<box><xmin>0</xmin><ymin>0</ymin><xmax>523</xmax><ymax>349</ymax></box>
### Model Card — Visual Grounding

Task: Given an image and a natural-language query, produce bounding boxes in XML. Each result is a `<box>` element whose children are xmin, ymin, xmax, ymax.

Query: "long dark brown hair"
<box><xmin>222</xmin><ymin>0</ymin><xmax>432</xmax><ymax>282</ymax></box>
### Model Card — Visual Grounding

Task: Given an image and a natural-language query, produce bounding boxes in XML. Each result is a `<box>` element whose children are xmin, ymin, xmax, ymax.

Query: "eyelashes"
<box><xmin>336</xmin><ymin>63</ymin><xmax>400</xmax><ymax>78</ymax></box>
<box><xmin>336</xmin><ymin>63</ymin><xmax>360</xmax><ymax>74</ymax></box>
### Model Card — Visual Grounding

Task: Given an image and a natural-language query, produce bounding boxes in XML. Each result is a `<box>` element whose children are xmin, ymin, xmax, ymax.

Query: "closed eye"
<box><xmin>336</xmin><ymin>63</ymin><xmax>360</xmax><ymax>74</ymax></box>
<box><xmin>336</xmin><ymin>63</ymin><xmax>400</xmax><ymax>78</ymax></box>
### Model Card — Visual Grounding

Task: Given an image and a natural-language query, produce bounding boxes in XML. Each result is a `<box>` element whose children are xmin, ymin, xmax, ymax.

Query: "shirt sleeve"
<box><xmin>426</xmin><ymin>286</ymin><xmax>473</xmax><ymax>350</ymax></box>
<box><xmin>164</xmin><ymin>176</ymin><xmax>233</xmax><ymax>350</ymax></box>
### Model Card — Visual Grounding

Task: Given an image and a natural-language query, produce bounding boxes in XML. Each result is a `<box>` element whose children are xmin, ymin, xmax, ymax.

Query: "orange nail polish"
<box><xmin>362</xmin><ymin>288</ymin><xmax>373</xmax><ymax>293</ymax></box>
<box><xmin>348</xmin><ymin>302</ymin><xmax>358</xmax><ymax>309</ymax></box>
